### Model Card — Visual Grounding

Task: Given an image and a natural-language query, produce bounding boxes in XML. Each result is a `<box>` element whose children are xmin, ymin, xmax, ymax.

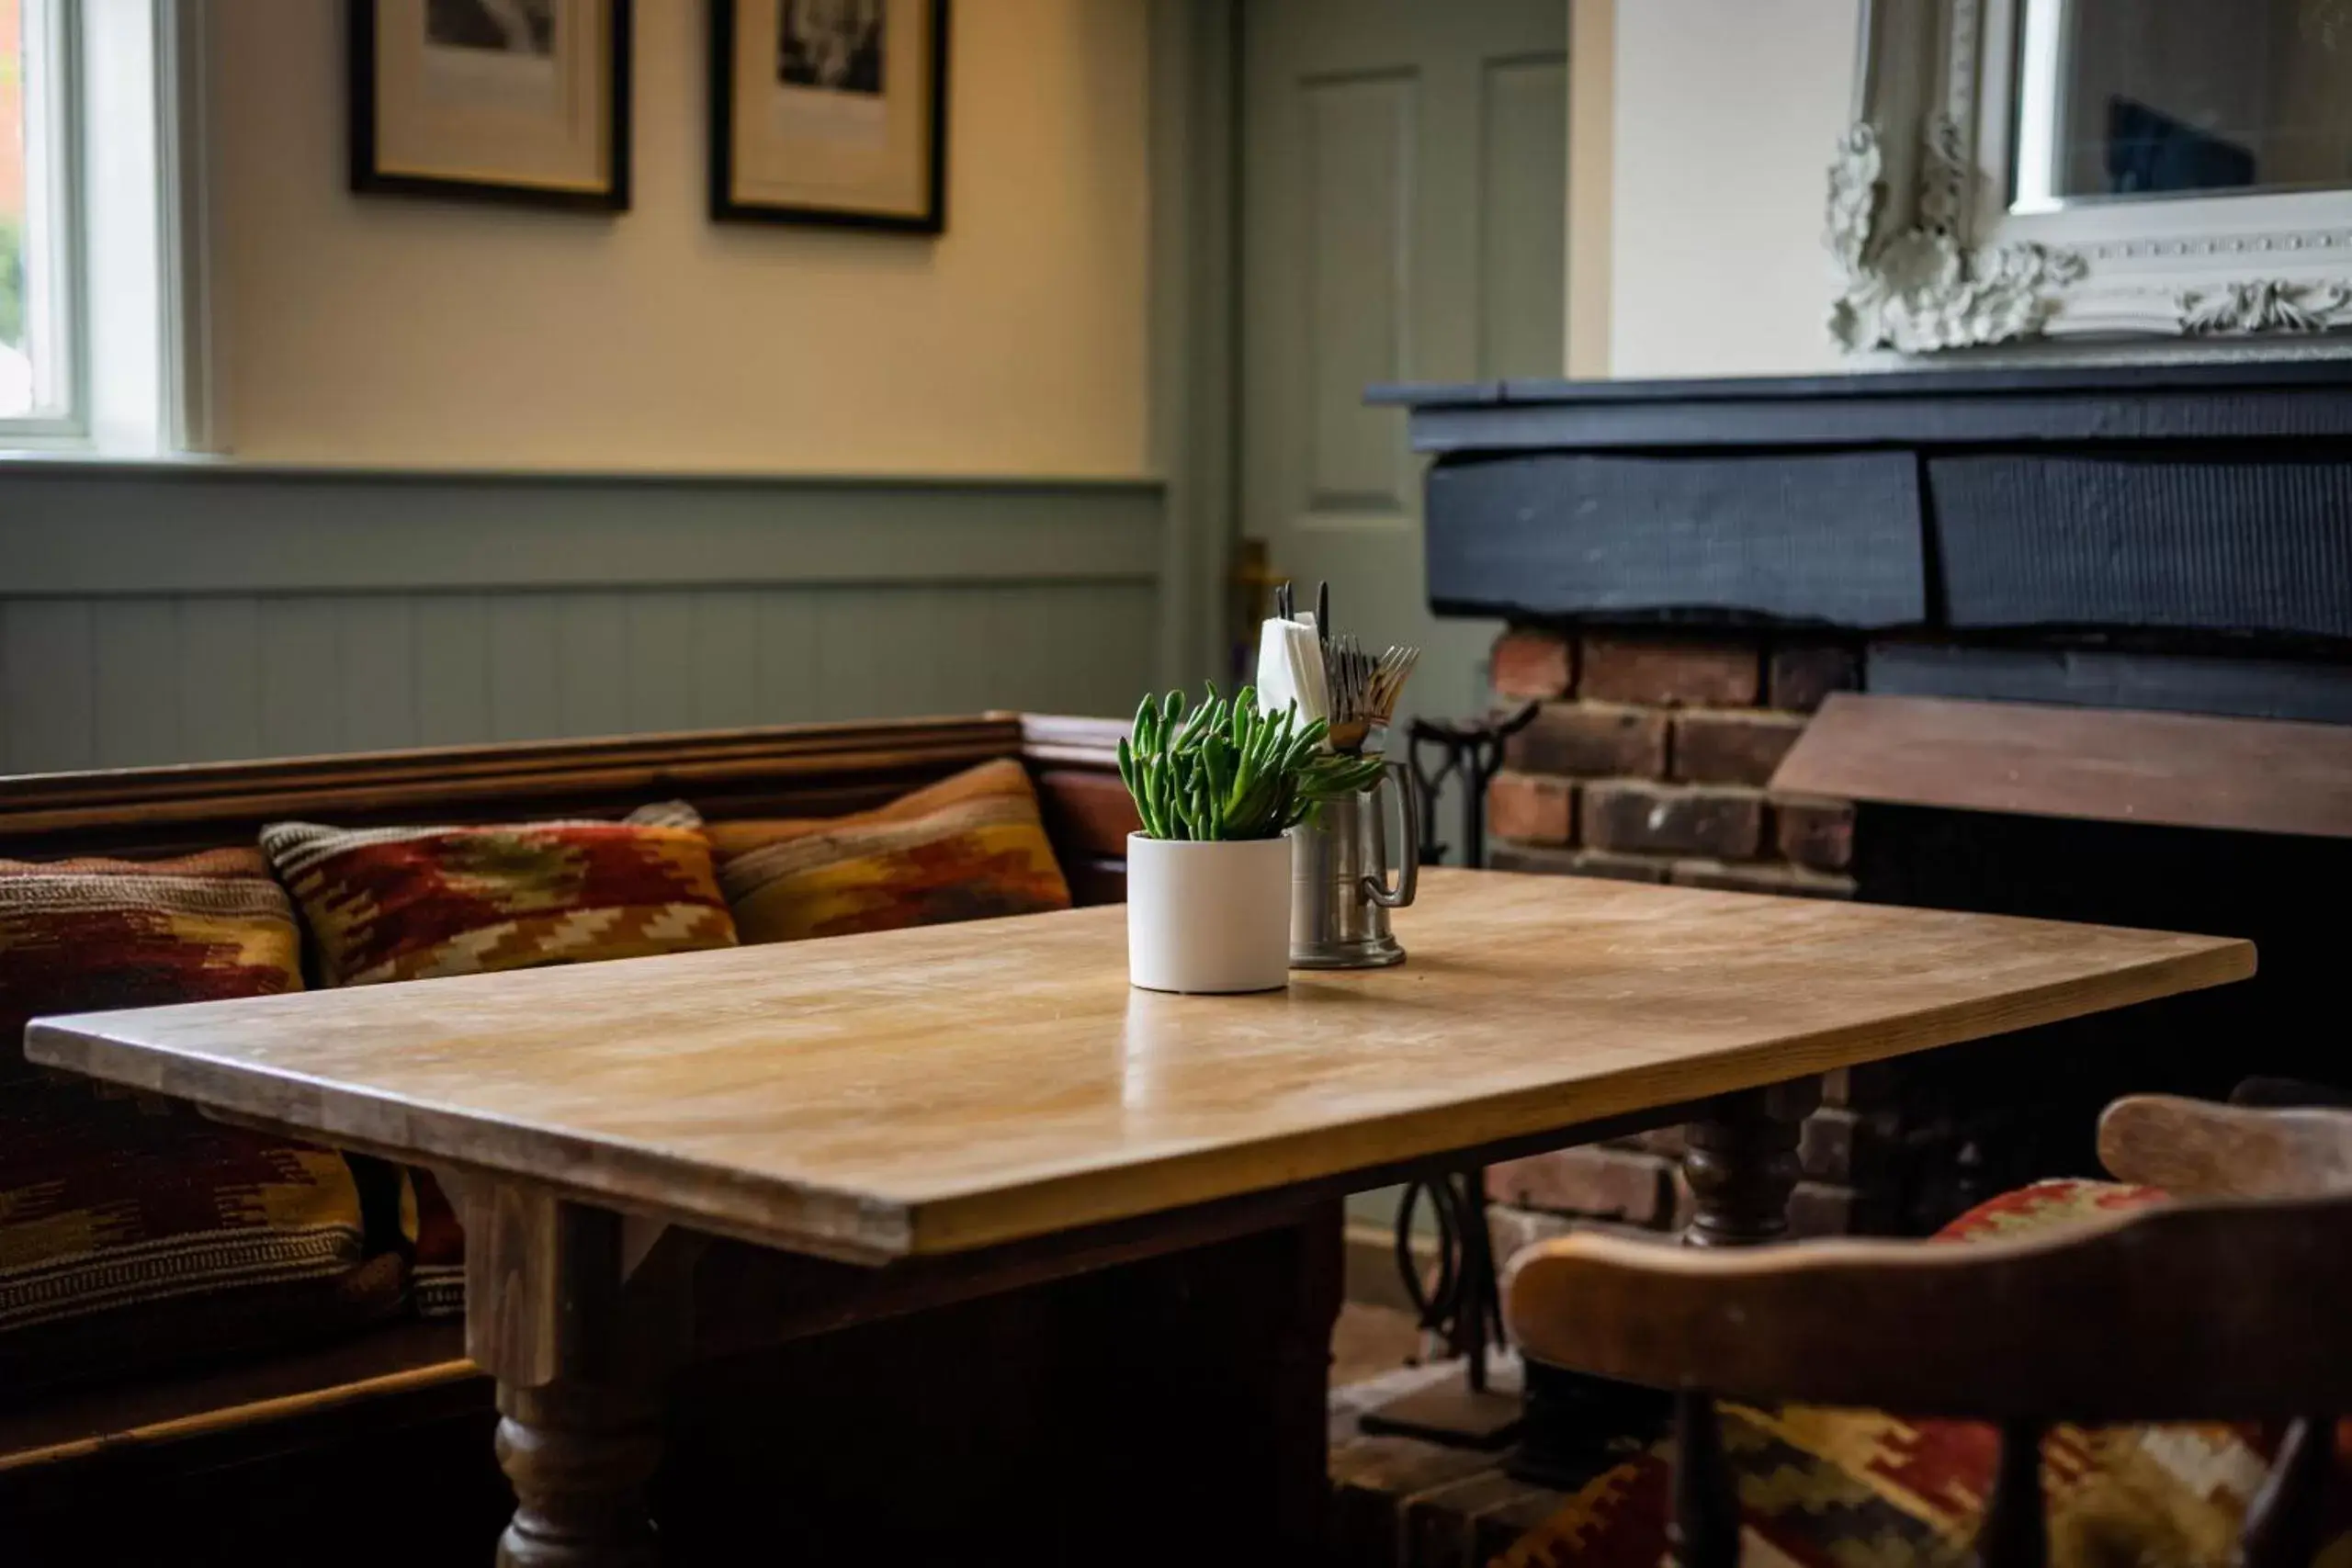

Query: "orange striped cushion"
<box><xmin>711</xmin><ymin>760</ymin><xmax>1072</xmax><ymax>945</ymax></box>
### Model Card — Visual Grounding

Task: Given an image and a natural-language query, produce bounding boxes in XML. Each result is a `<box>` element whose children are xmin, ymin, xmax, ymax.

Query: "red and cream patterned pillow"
<box><xmin>260</xmin><ymin>809</ymin><xmax>739</xmax><ymax>1316</ymax></box>
<box><xmin>261</xmin><ymin>807</ymin><xmax>738</xmax><ymax>987</ymax></box>
<box><xmin>0</xmin><ymin>851</ymin><xmax>399</xmax><ymax>1391</ymax></box>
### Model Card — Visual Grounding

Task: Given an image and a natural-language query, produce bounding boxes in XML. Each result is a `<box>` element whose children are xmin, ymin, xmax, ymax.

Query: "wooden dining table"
<box><xmin>28</xmin><ymin>868</ymin><xmax>2251</xmax><ymax>1565</ymax></box>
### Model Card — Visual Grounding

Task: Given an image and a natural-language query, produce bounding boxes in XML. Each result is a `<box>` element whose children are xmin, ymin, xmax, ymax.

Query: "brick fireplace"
<box><xmin>1484</xmin><ymin>627</ymin><xmax>1858</xmax><ymax>898</ymax></box>
<box><xmin>1379</xmin><ymin>360</ymin><xmax>2352</xmax><ymax>1253</ymax></box>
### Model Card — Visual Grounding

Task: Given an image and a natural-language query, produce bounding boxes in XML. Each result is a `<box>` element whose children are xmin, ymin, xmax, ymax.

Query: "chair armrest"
<box><xmin>2098</xmin><ymin>1094</ymin><xmax>2352</xmax><ymax>1198</ymax></box>
<box><xmin>1501</xmin><ymin>1194</ymin><xmax>2352</xmax><ymax>1423</ymax></box>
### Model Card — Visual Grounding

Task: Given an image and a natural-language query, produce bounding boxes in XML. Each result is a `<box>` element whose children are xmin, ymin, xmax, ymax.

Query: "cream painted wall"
<box><xmin>1607</xmin><ymin>0</ymin><xmax>1860</xmax><ymax>378</ymax></box>
<box><xmin>207</xmin><ymin>0</ymin><xmax>1152</xmax><ymax>475</ymax></box>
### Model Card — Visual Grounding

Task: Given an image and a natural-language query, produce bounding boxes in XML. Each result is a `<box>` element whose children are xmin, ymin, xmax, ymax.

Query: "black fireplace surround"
<box><xmin>1381</xmin><ymin>358</ymin><xmax>2352</xmax><ymax>722</ymax></box>
<box><xmin>1385</xmin><ymin>359</ymin><xmax>2352</xmax><ymax>1179</ymax></box>
<box><xmin>1384</xmin><ymin>362</ymin><xmax>2352</xmax><ymax>1480</ymax></box>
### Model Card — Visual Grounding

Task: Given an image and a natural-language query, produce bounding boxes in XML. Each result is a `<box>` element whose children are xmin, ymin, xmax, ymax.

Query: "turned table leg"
<box><xmin>1668</xmin><ymin>1080</ymin><xmax>1825</xmax><ymax>1565</ymax></box>
<box><xmin>448</xmin><ymin>1176</ymin><xmax>696</xmax><ymax>1568</ymax></box>
<box><xmin>496</xmin><ymin>1381</ymin><xmax>663</xmax><ymax>1568</ymax></box>
<box><xmin>1682</xmin><ymin>1080</ymin><xmax>1820</xmax><ymax>1248</ymax></box>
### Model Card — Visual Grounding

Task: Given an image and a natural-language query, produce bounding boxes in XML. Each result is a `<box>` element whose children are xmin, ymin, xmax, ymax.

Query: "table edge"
<box><xmin>24</xmin><ymin>934</ymin><xmax>2256</xmax><ymax>1260</ymax></box>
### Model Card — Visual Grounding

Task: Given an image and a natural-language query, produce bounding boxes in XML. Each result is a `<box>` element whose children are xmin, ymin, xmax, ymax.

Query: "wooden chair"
<box><xmin>1503</xmin><ymin>1095</ymin><xmax>2352</xmax><ymax>1568</ymax></box>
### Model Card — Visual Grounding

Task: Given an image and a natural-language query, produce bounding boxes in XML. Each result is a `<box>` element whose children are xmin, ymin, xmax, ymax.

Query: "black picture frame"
<box><xmin>708</xmin><ymin>0</ymin><xmax>950</xmax><ymax>234</ymax></box>
<box><xmin>349</xmin><ymin>0</ymin><xmax>634</xmax><ymax>212</ymax></box>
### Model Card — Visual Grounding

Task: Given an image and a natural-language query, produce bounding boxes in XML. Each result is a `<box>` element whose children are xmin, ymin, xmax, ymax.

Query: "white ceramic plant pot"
<box><xmin>1125</xmin><ymin>831</ymin><xmax>1293</xmax><ymax>994</ymax></box>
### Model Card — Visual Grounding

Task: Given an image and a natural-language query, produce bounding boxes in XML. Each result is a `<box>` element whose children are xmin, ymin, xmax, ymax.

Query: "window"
<box><xmin>1</xmin><ymin>0</ymin><xmax>209</xmax><ymax>455</ymax></box>
<box><xmin>0</xmin><ymin>0</ymin><xmax>74</xmax><ymax>434</ymax></box>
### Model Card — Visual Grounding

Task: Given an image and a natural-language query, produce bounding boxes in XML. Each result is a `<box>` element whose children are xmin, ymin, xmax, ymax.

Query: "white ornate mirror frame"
<box><xmin>1833</xmin><ymin>0</ymin><xmax>2352</xmax><ymax>355</ymax></box>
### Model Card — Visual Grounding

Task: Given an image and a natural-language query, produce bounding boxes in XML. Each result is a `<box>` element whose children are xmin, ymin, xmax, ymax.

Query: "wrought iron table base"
<box><xmin>1356</xmin><ymin>705</ymin><xmax>1538</xmax><ymax>1449</ymax></box>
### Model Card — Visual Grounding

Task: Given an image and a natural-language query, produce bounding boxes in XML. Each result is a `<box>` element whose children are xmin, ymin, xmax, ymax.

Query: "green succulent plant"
<box><xmin>1117</xmin><ymin>683</ymin><xmax>1386</xmax><ymax>842</ymax></box>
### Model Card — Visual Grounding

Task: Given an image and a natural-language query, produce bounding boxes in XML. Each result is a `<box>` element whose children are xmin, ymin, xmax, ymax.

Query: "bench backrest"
<box><xmin>0</xmin><ymin>712</ymin><xmax>1137</xmax><ymax>904</ymax></box>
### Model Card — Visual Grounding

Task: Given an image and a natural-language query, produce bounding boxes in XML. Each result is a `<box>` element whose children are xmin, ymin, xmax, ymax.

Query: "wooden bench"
<box><xmin>0</xmin><ymin>712</ymin><xmax>1134</xmax><ymax>1563</ymax></box>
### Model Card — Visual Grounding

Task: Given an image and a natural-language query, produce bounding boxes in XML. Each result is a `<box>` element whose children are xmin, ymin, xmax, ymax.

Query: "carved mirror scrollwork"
<box><xmin>1834</xmin><ymin>0</ymin><xmax>2352</xmax><ymax>354</ymax></box>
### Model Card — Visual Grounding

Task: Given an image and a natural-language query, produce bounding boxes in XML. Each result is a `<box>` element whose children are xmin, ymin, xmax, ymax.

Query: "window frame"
<box><xmin>2</xmin><ymin>0</ymin><xmax>85</xmax><ymax>444</ymax></box>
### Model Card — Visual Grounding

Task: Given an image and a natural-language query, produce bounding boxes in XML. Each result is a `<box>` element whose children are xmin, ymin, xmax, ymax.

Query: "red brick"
<box><xmin>1486</xmin><ymin>1146</ymin><xmax>1674</xmax><ymax>1225</ymax></box>
<box><xmin>1612</xmin><ymin>1125</ymin><xmax>1687</xmax><ymax>1159</ymax></box>
<box><xmin>1486</xmin><ymin>773</ymin><xmax>1574</xmax><ymax>845</ymax></box>
<box><xmin>1486</xmin><ymin>840</ymin><xmax>1574</xmax><ymax>876</ymax></box>
<box><xmin>1773</xmin><ymin>795</ymin><xmax>1856</xmax><ymax>871</ymax></box>
<box><xmin>1487</xmin><ymin>841</ymin><xmax>1674</xmax><ymax>884</ymax></box>
<box><xmin>1667</xmin><ymin>857</ymin><xmax>1856</xmax><ymax>900</ymax></box>
<box><xmin>1407</xmin><ymin>1472</ymin><xmax>1560</xmax><ymax>1568</ymax></box>
<box><xmin>1822</xmin><ymin>1062</ymin><xmax>1905</xmax><ymax>1110</ymax></box>
<box><xmin>1489</xmin><ymin>628</ymin><xmax>1575</xmax><ymax>700</ymax></box>
<box><xmin>1582</xmin><ymin>782</ymin><xmax>1763</xmax><ymax>859</ymax></box>
<box><xmin>1487</xmin><ymin>1203</ymin><xmax>1581</xmax><ymax>1263</ymax></box>
<box><xmin>1330</xmin><ymin>1437</ymin><xmax>1503</xmax><ymax>1567</ymax></box>
<box><xmin>1788</xmin><ymin>1179</ymin><xmax>1899</xmax><ymax>1237</ymax></box>
<box><xmin>1469</xmin><ymin>1478</ymin><xmax>1584</xmax><ymax>1564</ymax></box>
<box><xmin>1671</xmin><ymin>710</ymin><xmax>1809</xmax><ymax>786</ymax></box>
<box><xmin>1578</xmin><ymin>633</ymin><xmax>1759</xmax><ymax>707</ymax></box>
<box><xmin>1801</xmin><ymin>1107</ymin><xmax>1859</xmax><ymax>1183</ymax></box>
<box><xmin>1799</xmin><ymin>1105</ymin><xmax>1896</xmax><ymax>1183</ymax></box>
<box><xmin>1505</xmin><ymin>702</ymin><xmax>1669</xmax><ymax>779</ymax></box>
<box><xmin>1767</xmin><ymin>643</ymin><xmax>1860</xmax><ymax>713</ymax></box>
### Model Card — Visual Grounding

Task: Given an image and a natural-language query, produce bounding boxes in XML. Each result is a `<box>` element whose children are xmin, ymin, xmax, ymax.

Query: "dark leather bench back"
<box><xmin>0</xmin><ymin>712</ymin><xmax>1136</xmax><ymax>904</ymax></box>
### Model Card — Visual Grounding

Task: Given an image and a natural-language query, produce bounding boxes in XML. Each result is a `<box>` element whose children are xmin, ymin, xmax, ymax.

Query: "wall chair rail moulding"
<box><xmin>1833</xmin><ymin>0</ymin><xmax>2352</xmax><ymax>354</ymax></box>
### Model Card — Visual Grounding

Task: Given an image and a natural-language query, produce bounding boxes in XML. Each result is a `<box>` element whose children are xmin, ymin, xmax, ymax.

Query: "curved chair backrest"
<box><xmin>1504</xmin><ymin>1094</ymin><xmax>2352</xmax><ymax>1568</ymax></box>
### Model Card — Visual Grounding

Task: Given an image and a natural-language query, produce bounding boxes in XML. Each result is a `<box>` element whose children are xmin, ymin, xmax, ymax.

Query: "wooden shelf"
<box><xmin>1775</xmin><ymin>694</ymin><xmax>2352</xmax><ymax>842</ymax></box>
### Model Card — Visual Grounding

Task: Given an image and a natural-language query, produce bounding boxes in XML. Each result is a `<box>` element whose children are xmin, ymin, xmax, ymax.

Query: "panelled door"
<box><xmin>1240</xmin><ymin>0</ymin><xmax>1568</xmax><ymax>752</ymax></box>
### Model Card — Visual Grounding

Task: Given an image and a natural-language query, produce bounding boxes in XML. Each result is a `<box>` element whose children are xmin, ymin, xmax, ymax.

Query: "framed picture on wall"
<box><xmin>709</xmin><ymin>0</ymin><xmax>950</xmax><ymax>232</ymax></box>
<box><xmin>349</xmin><ymin>0</ymin><xmax>632</xmax><ymax>211</ymax></box>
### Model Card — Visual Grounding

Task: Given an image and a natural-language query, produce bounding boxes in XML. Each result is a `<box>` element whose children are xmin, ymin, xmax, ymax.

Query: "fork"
<box><xmin>1360</xmin><ymin>645</ymin><xmax>1419</xmax><ymax>730</ymax></box>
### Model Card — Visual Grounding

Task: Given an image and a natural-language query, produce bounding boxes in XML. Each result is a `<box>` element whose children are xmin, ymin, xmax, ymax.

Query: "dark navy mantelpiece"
<box><xmin>1383</xmin><ymin>361</ymin><xmax>2352</xmax><ymax>649</ymax></box>
<box><xmin>1374</xmin><ymin>360</ymin><xmax>2352</xmax><ymax>450</ymax></box>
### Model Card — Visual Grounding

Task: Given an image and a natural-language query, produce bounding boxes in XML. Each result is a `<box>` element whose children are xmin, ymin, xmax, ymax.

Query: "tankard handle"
<box><xmin>1360</xmin><ymin>761</ymin><xmax>1420</xmax><ymax>909</ymax></box>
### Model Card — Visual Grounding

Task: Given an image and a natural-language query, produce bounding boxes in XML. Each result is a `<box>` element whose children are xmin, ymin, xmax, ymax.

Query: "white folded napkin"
<box><xmin>1253</xmin><ymin>616</ymin><xmax>1329</xmax><ymax>736</ymax></box>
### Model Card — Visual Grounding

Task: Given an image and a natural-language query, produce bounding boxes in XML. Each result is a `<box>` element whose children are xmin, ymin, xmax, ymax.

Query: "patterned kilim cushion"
<box><xmin>402</xmin><ymin>1168</ymin><xmax>468</xmax><ymax>1321</ymax></box>
<box><xmin>1498</xmin><ymin>1179</ymin><xmax>2352</xmax><ymax>1568</ymax></box>
<box><xmin>262</xmin><ymin>808</ymin><xmax>738</xmax><ymax>987</ymax></box>
<box><xmin>0</xmin><ymin>851</ymin><xmax>398</xmax><ymax>1392</ymax></box>
<box><xmin>262</xmin><ymin>809</ymin><xmax>739</xmax><ymax>1318</ymax></box>
<box><xmin>710</xmin><ymin>759</ymin><xmax>1072</xmax><ymax>945</ymax></box>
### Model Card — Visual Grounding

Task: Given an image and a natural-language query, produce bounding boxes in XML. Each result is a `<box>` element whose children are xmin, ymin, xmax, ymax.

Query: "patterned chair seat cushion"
<box><xmin>262</xmin><ymin>807</ymin><xmax>741</xmax><ymax>1319</ymax></box>
<box><xmin>708</xmin><ymin>758</ymin><xmax>1072</xmax><ymax>945</ymax></box>
<box><xmin>0</xmin><ymin>851</ymin><xmax>401</xmax><ymax>1393</ymax></box>
<box><xmin>1498</xmin><ymin>1179</ymin><xmax>2352</xmax><ymax>1568</ymax></box>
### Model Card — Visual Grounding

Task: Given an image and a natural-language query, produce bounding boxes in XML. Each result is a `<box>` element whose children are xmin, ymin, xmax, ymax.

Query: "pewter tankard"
<box><xmin>1290</xmin><ymin>761</ymin><xmax>1419</xmax><ymax>968</ymax></box>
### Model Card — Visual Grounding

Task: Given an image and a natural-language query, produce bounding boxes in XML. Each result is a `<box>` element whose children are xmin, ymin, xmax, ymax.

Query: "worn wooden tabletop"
<box><xmin>28</xmin><ymin>869</ymin><xmax>2251</xmax><ymax>1262</ymax></box>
